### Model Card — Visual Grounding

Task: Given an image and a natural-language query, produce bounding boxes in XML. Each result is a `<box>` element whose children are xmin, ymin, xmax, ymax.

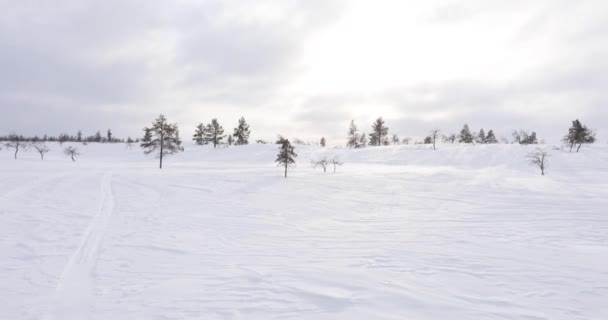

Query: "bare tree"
<box><xmin>430</xmin><ymin>129</ymin><xmax>440</xmax><ymax>150</ymax></box>
<box><xmin>32</xmin><ymin>142</ymin><xmax>50</xmax><ymax>160</ymax></box>
<box><xmin>330</xmin><ymin>158</ymin><xmax>343</xmax><ymax>174</ymax></box>
<box><xmin>312</xmin><ymin>158</ymin><xmax>329</xmax><ymax>173</ymax></box>
<box><xmin>4</xmin><ymin>136</ymin><xmax>27</xmax><ymax>159</ymax></box>
<box><xmin>64</xmin><ymin>146</ymin><xmax>80</xmax><ymax>162</ymax></box>
<box><xmin>527</xmin><ymin>148</ymin><xmax>548</xmax><ymax>175</ymax></box>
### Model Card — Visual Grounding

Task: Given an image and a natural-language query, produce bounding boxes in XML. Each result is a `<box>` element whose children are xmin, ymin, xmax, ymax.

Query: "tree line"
<box><xmin>0</xmin><ymin>130</ymin><xmax>137</xmax><ymax>144</ymax></box>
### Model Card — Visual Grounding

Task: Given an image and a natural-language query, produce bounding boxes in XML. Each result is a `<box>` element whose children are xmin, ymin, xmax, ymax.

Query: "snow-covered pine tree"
<box><xmin>320</xmin><ymin>137</ymin><xmax>326</xmax><ymax>147</ymax></box>
<box><xmin>140</xmin><ymin>114</ymin><xmax>182</xmax><ymax>169</ymax></box>
<box><xmin>203</xmin><ymin>118</ymin><xmax>225</xmax><ymax>148</ymax></box>
<box><xmin>228</xmin><ymin>134</ymin><xmax>234</xmax><ymax>146</ymax></box>
<box><xmin>233</xmin><ymin>117</ymin><xmax>251</xmax><ymax>145</ymax></box>
<box><xmin>359</xmin><ymin>133</ymin><xmax>368</xmax><ymax>147</ymax></box>
<box><xmin>276</xmin><ymin>139</ymin><xmax>297</xmax><ymax>178</ymax></box>
<box><xmin>370</xmin><ymin>117</ymin><xmax>389</xmax><ymax>146</ymax></box>
<box><xmin>485</xmin><ymin>130</ymin><xmax>498</xmax><ymax>143</ymax></box>
<box><xmin>193</xmin><ymin>123</ymin><xmax>207</xmax><ymax>145</ymax></box>
<box><xmin>347</xmin><ymin>120</ymin><xmax>360</xmax><ymax>148</ymax></box>
<box><xmin>458</xmin><ymin>124</ymin><xmax>474</xmax><ymax>143</ymax></box>
<box><xmin>477</xmin><ymin>128</ymin><xmax>486</xmax><ymax>144</ymax></box>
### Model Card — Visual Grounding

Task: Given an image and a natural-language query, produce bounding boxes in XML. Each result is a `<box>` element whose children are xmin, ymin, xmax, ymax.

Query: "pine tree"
<box><xmin>203</xmin><ymin>118</ymin><xmax>225</xmax><ymax>148</ymax></box>
<box><xmin>276</xmin><ymin>139</ymin><xmax>297</xmax><ymax>178</ymax></box>
<box><xmin>370</xmin><ymin>117</ymin><xmax>389</xmax><ymax>146</ymax></box>
<box><xmin>359</xmin><ymin>133</ymin><xmax>368</xmax><ymax>147</ymax></box>
<box><xmin>107</xmin><ymin>129</ymin><xmax>113</xmax><ymax>143</ymax></box>
<box><xmin>320</xmin><ymin>137</ymin><xmax>326</xmax><ymax>147</ymax></box>
<box><xmin>228</xmin><ymin>134</ymin><xmax>234</xmax><ymax>146</ymax></box>
<box><xmin>77</xmin><ymin>130</ymin><xmax>83</xmax><ymax>142</ymax></box>
<box><xmin>233</xmin><ymin>117</ymin><xmax>251</xmax><ymax>145</ymax></box>
<box><xmin>458</xmin><ymin>124</ymin><xmax>474</xmax><ymax>143</ymax></box>
<box><xmin>564</xmin><ymin>119</ymin><xmax>595</xmax><ymax>152</ymax></box>
<box><xmin>193</xmin><ymin>123</ymin><xmax>207</xmax><ymax>145</ymax></box>
<box><xmin>477</xmin><ymin>128</ymin><xmax>486</xmax><ymax>144</ymax></box>
<box><xmin>140</xmin><ymin>114</ymin><xmax>182</xmax><ymax>169</ymax></box>
<box><xmin>346</xmin><ymin>120</ymin><xmax>360</xmax><ymax>148</ymax></box>
<box><xmin>485</xmin><ymin>130</ymin><xmax>498</xmax><ymax>144</ymax></box>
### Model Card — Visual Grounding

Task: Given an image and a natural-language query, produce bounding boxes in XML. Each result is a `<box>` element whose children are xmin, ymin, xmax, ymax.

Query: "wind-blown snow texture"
<box><xmin>1</xmin><ymin>143</ymin><xmax>607</xmax><ymax>319</ymax></box>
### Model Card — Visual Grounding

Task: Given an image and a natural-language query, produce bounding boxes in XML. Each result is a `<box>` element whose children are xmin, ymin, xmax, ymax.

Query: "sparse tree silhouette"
<box><xmin>4</xmin><ymin>135</ymin><xmax>26</xmax><ymax>159</ymax></box>
<box><xmin>233</xmin><ymin>117</ymin><xmax>251</xmax><ymax>145</ymax></box>
<box><xmin>391</xmin><ymin>133</ymin><xmax>400</xmax><ymax>145</ymax></box>
<box><xmin>401</xmin><ymin>137</ymin><xmax>411</xmax><ymax>145</ymax></box>
<box><xmin>563</xmin><ymin>119</ymin><xmax>596</xmax><ymax>152</ymax></box>
<box><xmin>330</xmin><ymin>158</ymin><xmax>343</xmax><ymax>173</ymax></box>
<box><xmin>76</xmin><ymin>130</ymin><xmax>83</xmax><ymax>142</ymax></box>
<box><xmin>32</xmin><ymin>142</ymin><xmax>50</xmax><ymax>160</ymax></box>
<box><xmin>458</xmin><ymin>124</ymin><xmax>474</xmax><ymax>143</ymax></box>
<box><xmin>276</xmin><ymin>139</ymin><xmax>297</xmax><ymax>178</ymax></box>
<box><xmin>313</xmin><ymin>158</ymin><xmax>328</xmax><ymax>173</ymax></box>
<box><xmin>64</xmin><ymin>146</ymin><xmax>80</xmax><ymax>162</ymax></box>
<box><xmin>347</xmin><ymin>120</ymin><xmax>360</xmax><ymax>148</ymax></box>
<box><xmin>320</xmin><ymin>137</ymin><xmax>326</xmax><ymax>147</ymax></box>
<box><xmin>193</xmin><ymin>123</ymin><xmax>207</xmax><ymax>145</ymax></box>
<box><xmin>443</xmin><ymin>133</ymin><xmax>456</xmax><ymax>144</ymax></box>
<box><xmin>107</xmin><ymin>129</ymin><xmax>113</xmax><ymax>143</ymax></box>
<box><xmin>527</xmin><ymin>148</ymin><xmax>548</xmax><ymax>175</ymax></box>
<box><xmin>140</xmin><ymin>114</ymin><xmax>183</xmax><ymax>169</ymax></box>
<box><xmin>228</xmin><ymin>134</ymin><xmax>234</xmax><ymax>146</ymax></box>
<box><xmin>429</xmin><ymin>129</ymin><xmax>440</xmax><ymax>150</ymax></box>
<box><xmin>203</xmin><ymin>119</ymin><xmax>225</xmax><ymax>148</ymax></box>
<box><xmin>370</xmin><ymin>117</ymin><xmax>389</xmax><ymax>146</ymax></box>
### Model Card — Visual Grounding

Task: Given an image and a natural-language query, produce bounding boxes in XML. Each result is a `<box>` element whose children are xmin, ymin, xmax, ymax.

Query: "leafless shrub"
<box><xmin>527</xmin><ymin>148</ymin><xmax>548</xmax><ymax>175</ymax></box>
<box><xmin>31</xmin><ymin>142</ymin><xmax>50</xmax><ymax>160</ymax></box>
<box><xmin>64</xmin><ymin>146</ymin><xmax>80</xmax><ymax>162</ymax></box>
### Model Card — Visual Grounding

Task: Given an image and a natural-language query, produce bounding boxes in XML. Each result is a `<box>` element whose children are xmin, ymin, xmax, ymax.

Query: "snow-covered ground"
<box><xmin>1</xmin><ymin>142</ymin><xmax>607</xmax><ymax>319</ymax></box>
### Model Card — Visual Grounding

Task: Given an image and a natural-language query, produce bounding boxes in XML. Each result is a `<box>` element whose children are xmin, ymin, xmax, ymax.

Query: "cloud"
<box><xmin>0</xmin><ymin>0</ymin><xmax>606</xmax><ymax>144</ymax></box>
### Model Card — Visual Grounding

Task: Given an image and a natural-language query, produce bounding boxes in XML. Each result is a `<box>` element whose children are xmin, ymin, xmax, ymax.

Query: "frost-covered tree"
<box><xmin>193</xmin><ymin>123</ymin><xmax>207</xmax><ymax>145</ymax></box>
<box><xmin>359</xmin><ymin>133</ymin><xmax>368</xmax><ymax>147</ymax></box>
<box><xmin>513</xmin><ymin>130</ymin><xmax>538</xmax><ymax>145</ymax></box>
<box><xmin>107</xmin><ymin>129</ymin><xmax>113</xmax><ymax>143</ymax></box>
<box><xmin>64</xmin><ymin>146</ymin><xmax>80</xmax><ymax>162</ymax></box>
<box><xmin>485</xmin><ymin>130</ymin><xmax>498</xmax><ymax>144</ymax></box>
<box><xmin>330</xmin><ymin>158</ymin><xmax>343</xmax><ymax>173</ymax></box>
<box><xmin>320</xmin><ymin>137</ymin><xmax>326</xmax><ymax>147</ymax></box>
<box><xmin>401</xmin><ymin>137</ymin><xmax>411</xmax><ymax>145</ymax></box>
<box><xmin>458</xmin><ymin>124</ymin><xmax>474</xmax><ymax>143</ymax></box>
<box><xmin>370</xmin><ymin>117</ymin><xmax>389</xmax><ymax>146</ymax></box>
<box><xmin>228</xmin><ymin>134</ymin><xmax>234</xmax><ymax>146</ymax></box>
<box><xmin>563</xmin><ymin>119</ymin><xmax>596</xmax><ymax>152</ymax></box>
<box><xmin>233</xmin><ymin>117</ymin><xmax>251</xmax><ymax>145</ymax></box>
<box><xmin>527</xmin><ymin>148</ymin><xmax>548</xmax><ymax>176</ymax></box>
<box><xmin>347</xmin><ymin>120</ymin><xmax>360</xmax><ymax>148</ymax></box>
<box><xmin>276</xmin><ymin>139</ymin><xmax>297</xmax><ymax>178</ymax></box>
<box><xmin>32</xmin><ymin>142</ymin><xmax>50</xmax><ymax>160</ymax></box>
<box><xmin>442</xmin><ymin>133</ymin><xmax>456</xmax><ymax>144</ymax></box>
<box><xmin>477</xmin><ymin>129</ymin><xmax>486</xmax><ymax>144</ymax></box>
<box><xmin>204</xmin><ymin>119</ymin><xmax>225</xmax><ymax>148</ymax></box>
<box><xmin>391</xmin><ymin>133</ymin><xmax>400</xmax><ymax>145</ymax></box>
<box><xmin>140</xmin><ymin>114</ymin><xmax>182</xmax><ymax>169</ymax></box>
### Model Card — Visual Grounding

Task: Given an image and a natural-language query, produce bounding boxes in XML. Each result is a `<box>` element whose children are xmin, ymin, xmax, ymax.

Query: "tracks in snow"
<box><xmin>42</xmin><ymin>172</ymin><xmax>114</xmax><ymax>320</ymax></box>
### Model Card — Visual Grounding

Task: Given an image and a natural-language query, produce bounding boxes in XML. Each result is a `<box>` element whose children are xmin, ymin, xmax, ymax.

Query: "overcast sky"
<box><xmin>1</xmin><ymin>0</ymin><xmax>606</xmax><ymax>144</ymax></box>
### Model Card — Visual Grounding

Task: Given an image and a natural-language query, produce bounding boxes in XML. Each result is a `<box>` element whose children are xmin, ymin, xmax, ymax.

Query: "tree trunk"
<box><xmin>577</xmin><ymin>143</ymin><xmax>582</xmax><ymax>152</ymax></box>
<box><xmin>284</xmin><ymin>163</ymin><xmax>287</xmax><ymax>178</ymax></box>
<box><xmin>14</xmin><ymin>148</ymin><xmax>18</xmax><ymax>159</ymax></box>
<box><xmin>160</xmin><ymin>133</ymin><xmax>164</xmax><ymax>169</ymax></box>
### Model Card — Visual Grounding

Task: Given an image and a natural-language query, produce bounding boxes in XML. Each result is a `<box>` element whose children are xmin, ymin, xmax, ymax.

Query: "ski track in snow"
<box><xmin>41</xmin><ymin>172</ymin><xmax>114</xmax><ymax>320</ymax></box>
